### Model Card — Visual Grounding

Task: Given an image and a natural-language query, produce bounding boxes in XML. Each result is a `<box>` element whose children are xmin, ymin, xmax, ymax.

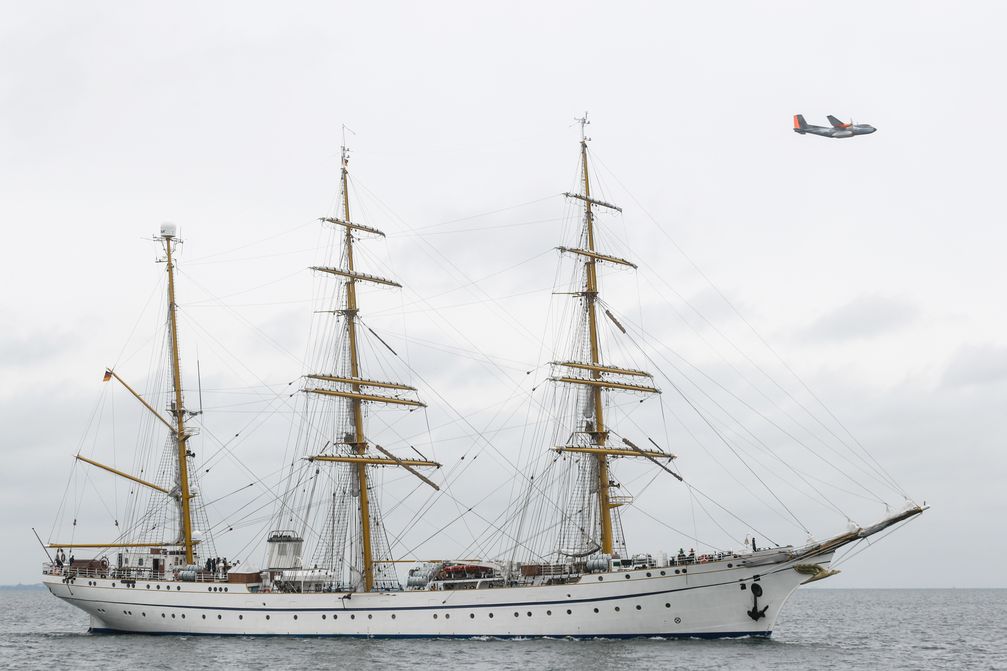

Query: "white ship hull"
<box><xmin>43</xmin><ymin>551</ymin><xmax>833</xmax><ymax>638</ymax></box>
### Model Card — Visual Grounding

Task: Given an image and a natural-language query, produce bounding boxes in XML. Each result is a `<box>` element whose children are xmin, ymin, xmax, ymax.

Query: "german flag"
<box><xmin>103</xmin><ymin>370</ymin><xmax>112</xmax><ymax>382</ymax></box>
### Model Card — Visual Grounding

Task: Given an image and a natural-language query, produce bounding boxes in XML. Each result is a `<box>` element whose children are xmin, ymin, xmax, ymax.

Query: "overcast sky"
<box><xmin>2</xmin><ymin>1</ymin><xmax>1005</xmax><ymax>588</ymax></box>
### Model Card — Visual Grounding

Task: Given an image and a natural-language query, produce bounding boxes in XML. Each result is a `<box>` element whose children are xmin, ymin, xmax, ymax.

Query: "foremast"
<box><xmin>306</xmin><ymin>144</ymin><xmax>439</xmax><ymax>592</ymax></box>
<box><xmin>552</xmin><ymin>114</ymin><xmax>669</xmax><ymax>557</ymax></box>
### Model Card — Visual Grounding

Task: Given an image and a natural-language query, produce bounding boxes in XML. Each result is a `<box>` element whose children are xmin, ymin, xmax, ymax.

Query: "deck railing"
<box><xmin>43</xmin><ymin>562</ymin><xmax>229</xmax><ymax>583</ymax></box>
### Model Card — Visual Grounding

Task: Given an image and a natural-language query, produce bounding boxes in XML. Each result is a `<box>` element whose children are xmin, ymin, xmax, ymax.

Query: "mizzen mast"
<box><xmin>552</xmin><ymin>114</ymin><xmax>666</xmax><ymax>557</ymax></box>
<box><xmin>161</xmin><ymin>223</ymin><xmax>196</xmax><ymax>565</ymax></box>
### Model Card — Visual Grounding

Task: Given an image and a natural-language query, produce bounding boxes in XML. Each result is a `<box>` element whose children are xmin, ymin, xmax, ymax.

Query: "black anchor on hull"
<box><xmin>747</xmin><ymin>582</ymin><xmax>769</xmax><ymax>621</ymax></box>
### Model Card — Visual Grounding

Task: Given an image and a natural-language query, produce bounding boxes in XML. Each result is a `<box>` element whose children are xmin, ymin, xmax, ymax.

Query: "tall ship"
<box><xmin>41</xmin><ymin>119</ymin><xmax>924</xmax><ymax>637</ymax></box>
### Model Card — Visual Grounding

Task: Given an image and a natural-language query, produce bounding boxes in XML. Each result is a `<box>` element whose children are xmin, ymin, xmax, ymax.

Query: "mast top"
<box><xmin>341</xmin><ymin>124</ymin><xmax>355</xmax><ymax>168</ymax></box>
<box><xmin>575</xmin><ymin>111</ymin><xmax>591</xmax><ymax>144</ymax></box>
<box><xmin>160</xmin><ymin>222</ymin><xmax>178</xmax><ymax>239</ymax></box>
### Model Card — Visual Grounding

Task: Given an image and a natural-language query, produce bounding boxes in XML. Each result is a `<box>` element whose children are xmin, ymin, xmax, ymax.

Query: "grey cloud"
<box><xmin>800</xmin><ymin>295</ymin><xmax>918</xmax><ymax>343</ymax></box>
<box><xmin>941</xmin><ymin>343</ymin><xmax>1007</xmax><ymax>388</ymax></box>
<box><xmin>0</xmin><ymin>328</ymin><xmax>73</xmax><ymax>367</ymax></box>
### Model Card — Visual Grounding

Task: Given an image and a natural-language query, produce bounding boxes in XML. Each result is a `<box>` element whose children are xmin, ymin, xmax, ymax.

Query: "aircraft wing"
<box><xmin>826</xmin><ymin>115</ymin><xmax>850</xmax><ymax>129</ymax></box>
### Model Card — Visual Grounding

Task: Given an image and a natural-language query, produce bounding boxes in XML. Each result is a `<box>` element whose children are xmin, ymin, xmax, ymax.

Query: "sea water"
<box><xmin>1</xmin><ymin>588</ymin><xmax>1003</xmax><ymax>670</ymax></box>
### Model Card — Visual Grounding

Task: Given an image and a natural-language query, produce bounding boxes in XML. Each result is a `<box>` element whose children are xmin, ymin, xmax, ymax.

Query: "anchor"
<box><xmin>747</xmin><ymin>582</ymin><xmax>769</xmax><ymax>621</ymax></box>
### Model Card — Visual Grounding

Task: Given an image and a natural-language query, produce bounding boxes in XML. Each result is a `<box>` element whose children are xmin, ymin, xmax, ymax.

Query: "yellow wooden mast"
<box><xmin>554</xmin><ymin>114</ymin><xmax>665</xmax><ymax>557</ymax></box>
<box><xmin>162</xmin><ymin>225</ymin><xmax>196</xmax><ymax>565</ymax></box>
<box><xmin>337</xmin><ymin>145</ymin><xmax>378</xmax><ymax>592</ymax></box>
<box><xmin>575</xmin><ymin>116</ymin><xmax>617</xmax><ymax>555</ymax></box>
<box><xmin>307</xmin><ymin>144</ymin><xmax>439</xmax><ymax>592</ymax></box>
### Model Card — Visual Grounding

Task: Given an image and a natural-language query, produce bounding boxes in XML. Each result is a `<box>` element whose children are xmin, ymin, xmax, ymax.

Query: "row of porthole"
<box><xmin>208</xmin><ymin>587</ymin><xmax>229</xmax><ymax>592</ymax></box>
<box><xmin>88</xmin><ymin>576</ymin><xmax>216</xmax><ymax>588</ymax></box>
<box><xmin>599</xmin><ymin>562</ymin><xmax>737</xmax><ymax>581</ymax></box>
<box><xmin>598</xmin><ymin>568</ymin><xmax>696</xmax><ymax>582</ymax></box>
<box><xmin>118</xmin><ymin>604</ymin><xmax>675</xmax><ymax>621</ymax></box>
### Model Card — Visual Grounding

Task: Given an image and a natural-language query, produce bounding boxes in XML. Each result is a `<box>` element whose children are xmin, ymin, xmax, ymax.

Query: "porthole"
<box><xmin>526</xmin><ymin>611</ymin><xmax>532</xmax><ymax>617</ymax></box>
<box><xmin>112</xmin><ymin>582</ymin><xmax>116</xmax><ymax>587</ymax></box>
<box><xmin>674</xmin><ymin>616</ymin><xmax>682</xmax><ymax>624</ymax></box>
<box><xmin>171</xmin><ymin>614</ymin><xmax>176</xmax><ymax>619</ymax></box>
<box><xmin>142</xmin><ymin>612</ymin><xmax>146</xmax><ymax>617</ymax></box>
<box><xmin>217</xmin><ymin>614</ymin><xmax>222</xmax><ymax>620</ymax></box>
<box><xmin>624</xmin><ymin>574</ymin><xmax>631</xmax><ymax>580</ymax></box>
<box><xmin>391</xmin><ymin>614</ymin><xmax>396</xmax><ymax>620</ymax></box>
<box><xmin>646</xmin><ymin>572</ymin><xmax>652</xmax><ymax>577</ymax></box>
<box><xmin>177</xmin><ymin>586</ymin><xmax>181</xmax><ymax>591</ymax></box>
<box><xmin>161</xmin><ymin>613</ymin><xmax>165</xmax><ymax>618</ymax></box>
<box><xmin>674</xmin><ymin>569</ymin><xmax>680</xmax><ymax>575</ymax></box>
<box><xmin>593</xmin><ymin>608</ymin><xmax>599</xmax><ymax>614</ymax></box>
<box><xmin>157</xmin><ymin>585</ymin><xmax>161</xmax><ymax>590</ymax></box>
<box><xmin>181</xmin><ymin>614</ymin><xmax>185</xmax><ymax>619</ymax></box>
<box><xmin>727</xmin><ymin>563</ymin><xmax>733</xmax><ymax>568</ymax></box>
<box><xmin>635</xmin><ymin>605</ymin><xmax>642</xmax><ymax>611</ymax></box>
<box><xmin>224</xmin><ymin>588</ymin><xmax>228</xmax><ymax>592</ymax></box>
<box><xmin>566</xmin><ymin>609</ymin><xmax>572</xmax><ymax>615</ymax></box>
<box><xmin>239</xmin><ymin>615</ymin><xmax>243</xmax><ymax>620</ymax></box>
<box><xmin>665</xmin><ymin>603</ymin><xmax>671</xmax><ymax>608</ymax></box>
<box><xmin>513</xmin><ymin>612</ymin><xmax>519</xmax><ymax>618</ymax></box>
<box><xmin>332</xmin><ymin>614</ymin><xmax>337</xmax><ymax>620</ymax></box>
<box><xmin>433</xmin><ymin>614</ymin><xmax>438</xmax><ymax>619</ymax></box>
<box><xmin>443</xmin><ymin>614</ymin><xmax>448</xmax><ymax>620</ymax></box>
<box><xmin>597</xmin><ymin>576</ymin><xmax>603</xmax><ymax>581</ymax></box>
<box><xmin>682</xmin><ymin>568</ymin><xmax>687</xmax><ymax>573</ymax></box>
<box><xmin>369</xmin><ymin>614</ymin><xmax>373</xmax><ymax>620</ymax></box>
<box><xmin>207</xmin><ymin>587</ymin><xmax>212</xmax><ymax>592</ymax></box>
<box><xmin>350</xmin><ymin>614</ymin><xmax>355</xmax><ymax>620</ymax></box>
<box><xmin>547</xmin><ymin>610</ymin><xmax>552</xmax><ymax>616</ymax></box>
<box><xmin>202</xmin><ymin>614</ymin><xmax>206</xmax><ymax>619</ymax></box>
<box><xmin>660</xmin><ymin>570</ymin><xmax>666</xmax><ymax>576</ymax></box>
<box><xmin>266</xmin><ymin>615</ymin><xmax>270</xmax><ymax>620</ymax></box>
<box><xmin>469</xmin><ymin>613</ymin><xmax>475</xmax><ymax>619</ymax></box>
<box><xmin>614</xmin><ymin>606</ymin><xmax>621</xmax><ymax>612</ymax></box>
<box><xmin>293</xmin><ymin>615</ymin><xmax>298</xmax><ymax>620</ymax></box>
<box><xmin>123</xmin><ymin>610</ymin><xmax>127</xmax><ymax>615</ymax></box>
<box><xmin>740</xmin><ymin>584</ymin><xmax>747</xmax><ymax>591</ymax></box>
<box><xmin>489</xmin><ymin>613</ymin><xmax>494</xmax><ymax>619</ymax></box>
<box><xmin>322</xmin><ymin>614</ymin><xmax>326</xmax><ymax>620</ymax></box>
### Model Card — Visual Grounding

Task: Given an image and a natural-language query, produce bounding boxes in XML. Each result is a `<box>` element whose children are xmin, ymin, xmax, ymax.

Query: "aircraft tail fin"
<box><xmin>793</xmin><ymin>114</ymin><xmax>808</xmax><ymax>133</ymax></box>
<box><xmin>827</xmin><ymin>115</ymin><xmax>850</xmax><ymax>129</ymax></box>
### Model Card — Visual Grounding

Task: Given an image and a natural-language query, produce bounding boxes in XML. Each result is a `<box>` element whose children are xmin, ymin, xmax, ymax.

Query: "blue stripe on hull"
<box><xmin>89</xmin><ymin>626</ymin><xmax>772</xmax><ymax>640</ymax></box>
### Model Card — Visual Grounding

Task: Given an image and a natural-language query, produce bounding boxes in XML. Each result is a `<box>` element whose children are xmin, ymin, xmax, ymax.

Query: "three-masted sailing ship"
<box><xmin>41</xmin><ymin>120</ymin><xmax>924</xmax><ymax>637</ymax></box>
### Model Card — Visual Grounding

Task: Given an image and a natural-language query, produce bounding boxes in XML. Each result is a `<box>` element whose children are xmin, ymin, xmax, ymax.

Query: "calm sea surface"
<box><xmin>0</xmin><ymin>588</ymin><xmax>1003</xmax><ymax>670</ymax></box>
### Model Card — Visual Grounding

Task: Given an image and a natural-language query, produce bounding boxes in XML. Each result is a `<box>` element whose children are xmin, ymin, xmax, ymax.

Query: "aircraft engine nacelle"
<box><xmin>833</xmin><ymin>130</ymin><xmax>854</xmax><ymax>138</ymax></box>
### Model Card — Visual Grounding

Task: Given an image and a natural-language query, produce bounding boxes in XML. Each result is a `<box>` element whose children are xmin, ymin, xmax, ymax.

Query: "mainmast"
<box><xmin>162</xmin><ymin>223</ymin><xmax>196</xmax><ymax>565</ymax></box>
<box><xmin>340</xmin><ymin>145</ymin><xmax>375</xmax><ymax>592</ymax></box>
<box><xmin>305</xmin><ymin>143</ymin><xmax>440</xmax><ymax>592</ymax></box>
<box><xmin>552</xmin><ymin>114</ymin><xmax>669</xmax><ymax>557</ymax></box>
